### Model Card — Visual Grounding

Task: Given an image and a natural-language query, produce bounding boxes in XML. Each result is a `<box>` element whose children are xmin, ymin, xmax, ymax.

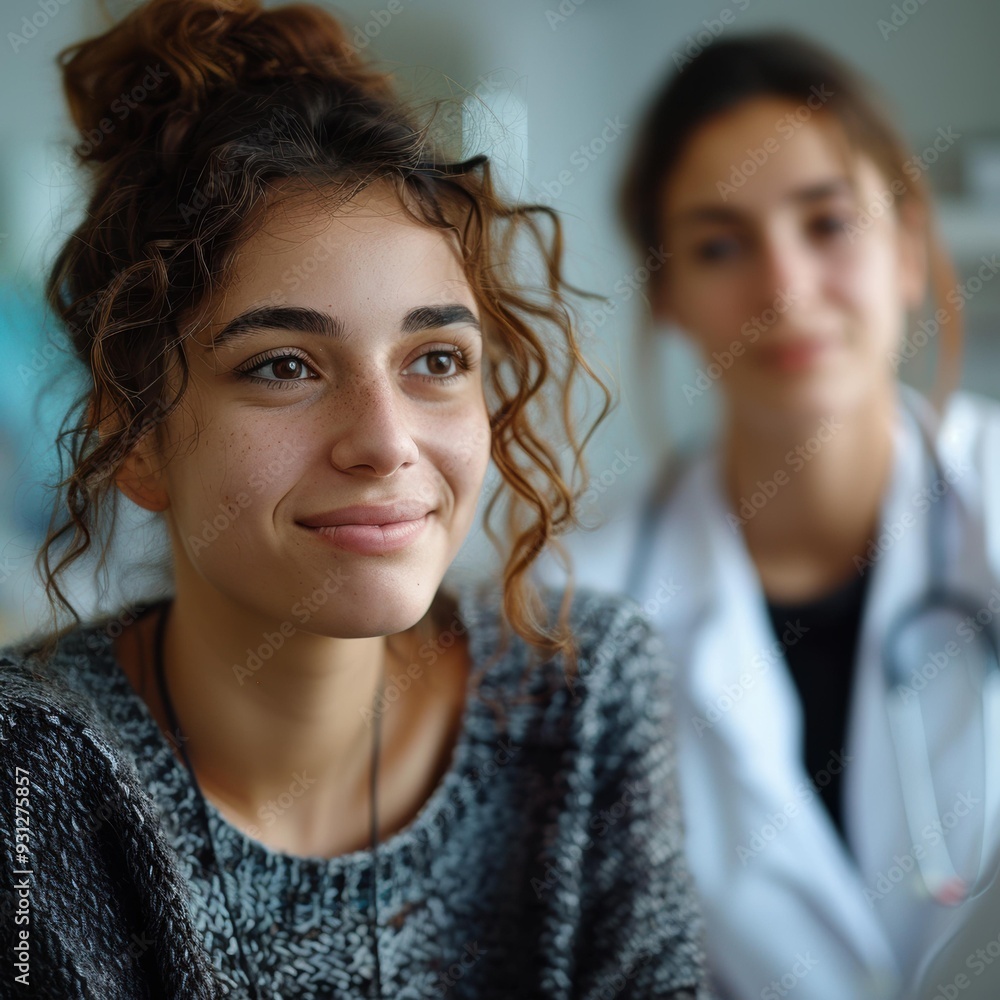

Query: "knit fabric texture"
<box><xmin>0</xmin><ymin>583</ymin><xmax>706</xmax><ymax>999</ymax></box>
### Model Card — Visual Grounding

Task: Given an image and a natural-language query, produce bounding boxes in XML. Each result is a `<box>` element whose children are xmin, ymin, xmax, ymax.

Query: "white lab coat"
<box><xmin>542</xmin><ymin>388</ymin><xmax>1000</xmax><ymax>999</ymax></box>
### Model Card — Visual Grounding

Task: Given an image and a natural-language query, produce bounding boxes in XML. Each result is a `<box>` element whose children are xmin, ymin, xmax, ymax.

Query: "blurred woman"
<box><xmin>553</xmin><ymin>32</ymin><xmax>1000</xmax><ymax>1000</ymax></box>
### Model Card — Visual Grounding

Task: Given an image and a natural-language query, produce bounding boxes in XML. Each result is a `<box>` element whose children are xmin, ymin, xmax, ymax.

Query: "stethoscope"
<box><xmin>881</xmin><ymin>393</ymin><xmax>1000</xmax><ymax>906</ymax></box>
<box><xmin>624</xmin><ymin>390</ymin><xmax>1000</xmax><ymax>906</ymax></box>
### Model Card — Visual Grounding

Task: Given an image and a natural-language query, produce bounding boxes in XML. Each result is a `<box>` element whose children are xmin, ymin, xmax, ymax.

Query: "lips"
<box><xmin>298</xmin><ymin>503</ymin><xmax>433</xmax><ymax>556</ymax></box>
<box><xmin>297</xmin><ymin>501</ymin><xmax>433</xmax><ymax>528</ymax></box>
<box><xmin>757</xmin><ymin>340</ymin><xmax>834</xmax><ymax>372</ymax></box>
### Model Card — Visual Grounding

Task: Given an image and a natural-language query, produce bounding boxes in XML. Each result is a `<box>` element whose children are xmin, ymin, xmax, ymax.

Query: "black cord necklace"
<box><xmin>151</xmin><ymin>602</ymin><xmax>385</xmax><ymax>999</ymax></box>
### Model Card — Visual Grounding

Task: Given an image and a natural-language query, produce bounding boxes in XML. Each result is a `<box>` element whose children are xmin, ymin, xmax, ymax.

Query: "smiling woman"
<box><xmin>140</xmin><ymin>188</ymin><xmax>495</xmax><ymax>641</ymax></box>
<box><xmin>0</xmin><ymin>0</ymin><xmax>705</xmax><ymax>998</ymax></box>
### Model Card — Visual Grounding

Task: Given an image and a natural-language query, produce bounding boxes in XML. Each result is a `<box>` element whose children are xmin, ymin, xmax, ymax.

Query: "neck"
<box><xmin>157</xmin><ymin>562</ymin><xmax>400</xmax><ymax>850</ymax></box>
<box><xmin>723</xmin><ymin>384</ymin><xmax>898</xmax><ymax>602</ymax></box>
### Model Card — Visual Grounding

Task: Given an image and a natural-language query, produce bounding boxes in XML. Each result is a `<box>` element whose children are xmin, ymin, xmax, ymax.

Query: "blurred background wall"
<box><xmin>2</xmin><ymin>0</ymin><xmax>998</xmax><ymax>641</ymax></box>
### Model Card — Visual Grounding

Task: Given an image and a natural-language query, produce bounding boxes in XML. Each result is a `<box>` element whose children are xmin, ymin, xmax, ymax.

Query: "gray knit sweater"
<box><xmin>0</xmin><ymin>584</ymin><xmax>705</xmax><ymax>999</ymax></box>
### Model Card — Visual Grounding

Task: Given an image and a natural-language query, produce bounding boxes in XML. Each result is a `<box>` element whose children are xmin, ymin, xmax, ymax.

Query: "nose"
<box><xmin>756</xmin><ymin>224</ymin><xmax>821</xmax><ymax>315</ymax></box>
<box><xmin>327</xmin><ymin>375</ymin><xmax>419</xmax><ymax>476</ymax></box>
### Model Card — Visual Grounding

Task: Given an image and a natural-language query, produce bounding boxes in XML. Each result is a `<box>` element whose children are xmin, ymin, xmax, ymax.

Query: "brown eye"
<box><xmin>404</xmin><ymin>349</ymin><xmax>467</xmax><ymax>380</ymax></box>
<box><xmin>426</xmin><ymin>352</ymin><xmax>454</xmax><ymax>375</ymax></box>
<box><xmin>234</xmin><ymin>351</ymin><xmax>318</xmax><ymax>387</ymax></box>
<box><xmin>695</xmin><ymin>237</ymin><xmax>742</xmax><ymax>262</ymax></box>
<box><xmin>810</xmin><ymin>215</ymin><xmax>850</xmax><ymax>238</ymax></box>
<box><xmin>271</xmin><ymin>357</ymin><xmax>305</xmax><ymax>379</ymax></box>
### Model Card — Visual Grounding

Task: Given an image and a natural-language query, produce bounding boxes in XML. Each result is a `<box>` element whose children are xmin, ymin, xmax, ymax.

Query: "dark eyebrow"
<box><xmin>668</xmin><ymin>206</ymin><xmax>745</xmax><ymax>228</ymax></box>
<box><xmin>210</xmin><ymin>303</ymin><xmax>480</xmax><ymax>348</ymax></box>
<box><xmin>788</xmin><ymin>178</ymin><xmax>853</xmax><ymax>204</ymax></box>
<box><xmin>211</xmin><ymin>306</ymin><xmax>344</xmax><ymax>347</ymax></box>
<box><xmin>401</xmin><ymin>304</ymin><xmax>481</xmax><ymax>334</ymax></box>
<box><xmin>668</xmin><ymin>179</ymin><xmax>855</xmax><ymax>228</ymax></box>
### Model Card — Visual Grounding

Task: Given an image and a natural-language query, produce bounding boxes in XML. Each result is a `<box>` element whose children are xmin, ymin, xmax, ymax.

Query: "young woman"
<box><xmin>551</xmin><ymin>32</ymin><xmax>1000</xmax><ymax>1000</ymax></box>
<box><xmin>0</xmin><ymin>2</ymin><xmax>707</xmax><ymax>997</ymax></box>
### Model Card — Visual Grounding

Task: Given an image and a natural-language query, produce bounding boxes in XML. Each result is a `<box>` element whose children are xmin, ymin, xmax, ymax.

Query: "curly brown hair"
<box><xmin>37</xmin><ymin>0</ymin><xmax>610</xmax><ymax>667</ymax></box>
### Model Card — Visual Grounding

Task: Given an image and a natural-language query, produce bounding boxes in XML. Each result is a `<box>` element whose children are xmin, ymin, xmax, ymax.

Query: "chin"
<box><xmin>741</xmin><ymin>368</ymin><xmax>875</xmax><ymax>425</ymax></box>
<box><xmin>304</xmin><ymin>575</ymin><xmax>441</xmax><ymax>639</ymax></box>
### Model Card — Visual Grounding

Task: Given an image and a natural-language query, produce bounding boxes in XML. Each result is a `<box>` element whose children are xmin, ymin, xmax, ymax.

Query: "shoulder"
<box><xmin>454</xmin><ymin>579</ymin><xmax>672</xmax><ymax>738</ymax></box>
<box><xmin>939</xmin><ymin>391</ymin><xmax>1000</xmax><ymax>573</ymax></box>
<box><xmin>0</xmin><ymin>620</ymin><xmax>127</xmax><ymax>759</ymax></box>
<box><xmin>942</xmin><ymin>389</ymin><xmax>1000</xmax><ymax>443</ymax></box>
<box><xmin>0</xmin><ymin>622</ymin><xmax>175</xmax><ymax>871</ymax></box>
<box><xmin>0</xmin><ymin>639</ymin><xmax>221</xmax><ymax>999</ymax></box>
<box><xmin>456</xmin><ymin>576</ymin><xmax>659</xmax><ymax>661</ymax></box>
<box><xmin>938</xmin><ymin>389</ymin><xmax>1000</xmax><ymax>504</ymax></box>
<box><xmin>934</xmin><ymin>388</ymin><xmax>1000</xmax><ymax>473</ymax></box>
<box><xmin>556</xmin><ymin>583</ymin><xmax>670</xmax><ymax>697</ymax></box>
<box><xmin>1</xmin><ymin>638</ymin><xmax>148</xmax><ymax>875</ymax></box>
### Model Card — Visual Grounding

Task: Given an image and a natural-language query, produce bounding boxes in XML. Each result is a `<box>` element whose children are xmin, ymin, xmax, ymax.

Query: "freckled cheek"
<box><xmin>167</xmin><ymin>476</ymin><xmax>230</xmax><ymax>544</ymax></box>
<box><xmin>427</xmin><ymin>415</ymin><xmax>492</xmax><ymax>499</ymax></box>
<box><xmin>230</xmin><ymin>433</ymin><xmax>312</xmax><ymax>519</ymax></box>
<box><xmin>167</xmin><ymin>423</ymin><xmax>285</xmax><ymax>528</ymax></box>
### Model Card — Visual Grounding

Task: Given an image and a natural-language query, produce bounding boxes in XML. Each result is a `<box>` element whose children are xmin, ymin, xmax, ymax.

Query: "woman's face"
<box><xmin>656</xmin><ymin>97</ymin><xmax>925</xmax><ymax>426</ymax></box>
<box><xmin>128</xmin><ymin>185</ymin><xmax>491</xmax><ymax>637</ymax></box>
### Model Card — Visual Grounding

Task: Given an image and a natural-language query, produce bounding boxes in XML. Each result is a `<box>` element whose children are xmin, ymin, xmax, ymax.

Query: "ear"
<box><xmin>92</xmin><ymin>402</ymin><xmax>171</xmax><ymax>513</ymax></box>
<box><xmin>115</xmin><ymin>451</ymin><xmax>170</xmax><ymax>511</ymax></box>
<box><xmin>115</xmin><ymin>439</ymin><xmax>171</xmax><ymax>513</ymax></box>
<box><xmin>896</xmin><ymin>199</ymin><xmax>929</xmax><ymax>312</ymax></box>
<box><xmin>649</xmin><ymin>273</ymin><xmax>674</xmax><ymax>325</ymax></box>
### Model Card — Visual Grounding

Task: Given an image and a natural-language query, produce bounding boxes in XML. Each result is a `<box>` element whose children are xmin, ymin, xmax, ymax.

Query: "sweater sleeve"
<box><xmin>568</xmin><ymin>598</ymin><xmax>708</xmax><ymax>999</ymax></box>
<box><xmin>0</xmin><ymin>660</ymin><xmax>224</xmax><ymax>1000</ymax></box>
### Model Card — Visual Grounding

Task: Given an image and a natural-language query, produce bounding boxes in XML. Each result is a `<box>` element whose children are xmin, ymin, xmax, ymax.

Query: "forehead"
<box><xmin>662</xmin><ymin>98</ymin><xmax>879</xmax><ymax>216</ymax></box>
<box><xmin>207</xmin><ymin>184</ymin><xmax>472</xmax><ymax>324</ymax></box>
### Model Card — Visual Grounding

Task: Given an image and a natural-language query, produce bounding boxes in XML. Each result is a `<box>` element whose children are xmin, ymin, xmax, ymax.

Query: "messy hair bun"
<box><xmin>41</xmin><ymin>0</ymin><xmax>610</xmax><ymax>670</ymax></box>
<box><xmin>60</xmin><ymin>0</ymin><xmax>391</xmax><ymax>164</ymax></box>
